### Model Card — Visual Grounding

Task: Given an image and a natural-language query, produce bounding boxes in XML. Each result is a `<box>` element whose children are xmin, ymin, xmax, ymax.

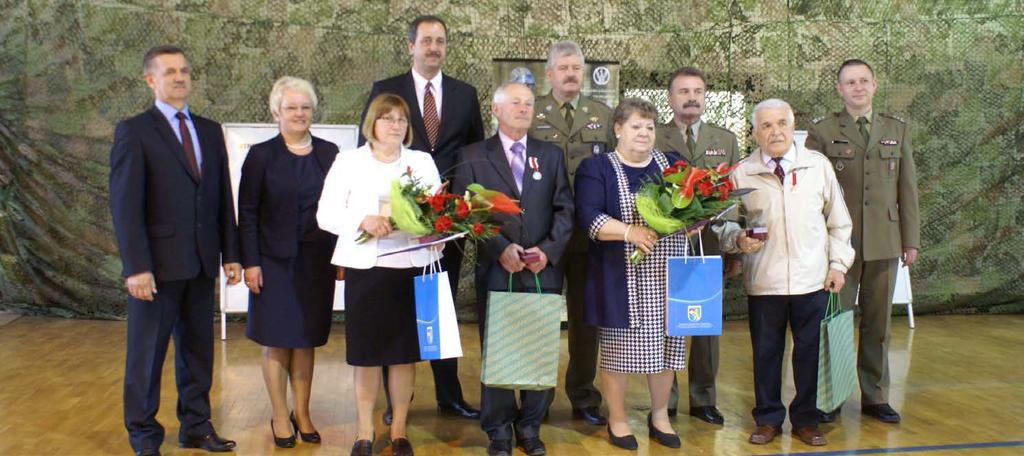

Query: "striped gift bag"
<box><xmin>481</xmin><ymin>274</ymin><xmax>563</xmax><ymax>390</ymax></box>
<box><xmin>817</xmin><ymin>292</ymin><xmax>857</xmax><ymax>411</ymax></box>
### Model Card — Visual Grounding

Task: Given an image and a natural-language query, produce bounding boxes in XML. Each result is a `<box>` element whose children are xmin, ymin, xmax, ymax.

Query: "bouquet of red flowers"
<box><xmin>357</xmin><ymin>167</ymin><xmax>522</xmax><ymax>244</ymax></box>
<box><xmin>630</xmin><ymin>160</ymin><xmax>749</xmax><ymax>263</ymax></box>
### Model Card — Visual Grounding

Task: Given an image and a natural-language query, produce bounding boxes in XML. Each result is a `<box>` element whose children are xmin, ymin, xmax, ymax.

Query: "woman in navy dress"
<box><xmin>574</xmin><ymin>98</ymin><xmax>691</xmax><ymax>450</ymax></box>
<box><xmin>238</xmin><ymin>76</ymin><xmax>338</xmax><ymax>448</ymax></box>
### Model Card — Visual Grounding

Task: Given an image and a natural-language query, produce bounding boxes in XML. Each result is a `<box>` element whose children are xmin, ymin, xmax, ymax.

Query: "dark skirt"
<box><xmin>344</xmin><ymin>266</ymin><xmax>422</xmax><ymax>367</ymax></box>
<box><xmin>246</xmin><ymin>240</ymin><xmax>336</xmax><ymax>348</ymax></box>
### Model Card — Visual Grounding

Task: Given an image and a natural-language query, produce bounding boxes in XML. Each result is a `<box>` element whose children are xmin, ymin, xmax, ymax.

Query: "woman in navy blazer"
<box><xmin>574</xmin><ymin>99</ymin><xmax>691</xmax><ymax>450</ymax></box>
<box><xmin>238</xmin><ymin>77</ymin><xmax>338</xmax><ymax>448</ymax></box>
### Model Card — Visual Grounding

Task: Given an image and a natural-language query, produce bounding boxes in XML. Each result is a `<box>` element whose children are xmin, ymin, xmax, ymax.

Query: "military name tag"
<box><xmin>880</xmin><ymin>139</ymin><xmax>899</xmax><ymax>146</ymax></box>
<box><xmin>704</xmin><ymin>148</ymin><xmax>726</xmax><ymax>156</ymax></box>
<box><xmin>535</xmin><ymin>124</ymin><xmax>552</xmax><ymax>130</ymax></box>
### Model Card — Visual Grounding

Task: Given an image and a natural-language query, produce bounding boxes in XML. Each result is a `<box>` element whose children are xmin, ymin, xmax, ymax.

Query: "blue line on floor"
<box><xmin>762</xmin><ymin>440</ymin><xmax>1024</xmax><ymax>455</ymax></box>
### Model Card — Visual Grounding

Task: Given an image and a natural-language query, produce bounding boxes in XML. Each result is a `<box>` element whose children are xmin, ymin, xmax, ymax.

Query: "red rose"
<box><xmin>473</xmin><ymin>222</ymin><xmax>485</xmax><ymax>235</ymax></box>
<box><xmin>455</xmin><ymin>199</ymin><xmax>470</xmax><ymax>219</ymax></box>
<box><xmin>434</xmin><ymin>215</ymin><xmax>453</xmax><ymax>232</ymax></box>
<box><xmin>428</xmin><ymin>195</ymin><xmax>445</xmax><ymax>212</ymax></box>
<box><xmin>698</xmin><ymin>179</ymin><xmax>715</xmax><ymax>197</ymax></box>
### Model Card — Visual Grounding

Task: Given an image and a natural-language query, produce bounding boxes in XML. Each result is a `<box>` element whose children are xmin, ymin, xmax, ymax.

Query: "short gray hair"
<box><xmin>492</xmin><ymin>82</ymin><xmax>533</xmax><ymax>105</ymax></box>
<box><xmin>546</xmin><ymin>40</ymin><xmax>584</xmax><ymax>69</ymax></box>
<box><xmin>268</xmin><ymin>76</ymin><xmax>318</xmax><ymax>116</ymax></box>
<box><xmin>750</xmin><ymin>98</ymin><xmax>794</xmax><ymax>129</ymax></box>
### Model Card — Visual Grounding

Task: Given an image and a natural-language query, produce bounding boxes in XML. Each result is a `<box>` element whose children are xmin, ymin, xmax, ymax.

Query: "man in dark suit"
<box><xmin>359</xmin><ymin>14</ymin><xmax>484</xmax><ymax>422</ymax></box>
<box><xmin>109</xmin><ymin>45</ymin><xmax>241</xmax><ymax>456</ymax></box>
<box><xmin>453</xmin><ymin>82</ymin><xmax>574</xmax><ymax>456</ymax></box>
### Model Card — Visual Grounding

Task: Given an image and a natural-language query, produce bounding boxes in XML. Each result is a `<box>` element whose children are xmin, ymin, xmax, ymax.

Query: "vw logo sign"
<box><xmin>592</xmin><ymin>66</ymin><xmax>611</xmax><ymax>86</ymax></box>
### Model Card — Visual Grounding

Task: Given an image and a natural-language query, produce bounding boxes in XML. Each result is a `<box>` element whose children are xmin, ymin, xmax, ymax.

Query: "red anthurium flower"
<box><xmin>674</xmin><ymin>160</ymin><xmax>688</xmax><ymax>168</ymax></box>
<box><xmin>715</xmin><ymin>162</ymin><xmax>740</xmax><ymax>176</ymax></box>
<box><xmin>680</xmin><ymin>168</ymin><xmax>709</xmax><ymax>199</ymax></box>
<box><xmin>455</xmin><ymin>199</ymin><xmax>470</xmax><ymax>219</ymax></box>
<box><xmin>434</xmin><ymin>215</ymin><xmax>453</xmax><ymax>232</ymax></box>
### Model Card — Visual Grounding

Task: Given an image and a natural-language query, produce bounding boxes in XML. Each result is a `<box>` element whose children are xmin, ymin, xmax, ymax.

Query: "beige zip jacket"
<box><xmin>716</xmin><ymin>144</ymin><xmax>855</xmax><ymax>296</ymax></box>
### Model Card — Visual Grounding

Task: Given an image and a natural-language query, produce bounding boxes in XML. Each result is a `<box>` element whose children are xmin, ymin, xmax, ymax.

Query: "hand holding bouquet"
<box><xmin>357</xmin><ymin>167</ymin><xmax>522</xmax><ymax>244</ymax></box>
<box><xmin>630</xmin><ymin>160</ymin><xmax>750</xmax><ymax>263</ymax></box>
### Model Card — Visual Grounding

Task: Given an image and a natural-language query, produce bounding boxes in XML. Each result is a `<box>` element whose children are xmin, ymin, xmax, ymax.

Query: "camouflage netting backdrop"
<box><xmin>0</xmin><ymin>1</ymin><xmax>1021</xmax><ymax>320</ymax></box>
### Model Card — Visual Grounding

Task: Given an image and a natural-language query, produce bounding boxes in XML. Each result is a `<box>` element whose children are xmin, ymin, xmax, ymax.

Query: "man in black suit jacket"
<box><xmin>453</xmin><ymin>83</ymin><xmax>574</xmax><ymax>456</ymax></box>
<box><xmin>358</xmin><ymin>14</ymin><xmax>485</xmax><ymax>422</ymax></box>
<box><xmin>109</xmin><ymin>46</ymin><xmax>240</xmax><ymax>456</ymax></box>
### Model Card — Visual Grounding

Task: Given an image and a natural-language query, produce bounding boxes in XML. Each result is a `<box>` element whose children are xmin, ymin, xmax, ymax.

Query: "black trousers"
<box><xmin>123</xmin><ymin>275</ymin><xmax>216</xmax><ymax>452</ymax></box>
<box><xmin>563</xmin><ymin>251</ymin><xmax>602</xmax><ymax>410</ymax></box>
<box><xmin>476</xmin><ymin>285</ymin><xmax>554</xmax><ymax>441</ymax></box>
<box><xmin>747</xmin><ymin>289</ymin><xmax>827</xmax><ymax>429</ymax></box>
<box><xmin>383</xmin><ymin>244</ymin><xmax>466</xmax><ymax>407</ymax></box>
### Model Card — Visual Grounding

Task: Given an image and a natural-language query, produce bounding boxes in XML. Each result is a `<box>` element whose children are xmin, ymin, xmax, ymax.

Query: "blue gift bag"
<box><xmin>413</xmin><ymin>269</ymin><xmax>463</xmax><ymax>360</ymax></box>
<box><xmin>666</xmin><ymin>256</ymin><xmax>723</xmax><ymax>336</ymax></box>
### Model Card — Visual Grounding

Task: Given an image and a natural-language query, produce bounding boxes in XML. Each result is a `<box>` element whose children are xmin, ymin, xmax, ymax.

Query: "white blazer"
<box><xmin>316</xmin><ymin>144</ymin><xmax>443</xmax><ymax>269</ymax></box>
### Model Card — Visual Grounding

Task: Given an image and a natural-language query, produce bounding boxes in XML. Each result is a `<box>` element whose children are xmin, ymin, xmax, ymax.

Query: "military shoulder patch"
<box><xmin>879</xmin><ymin>112</ymin><xmax>906</xmax><ymax>123</ymax></box>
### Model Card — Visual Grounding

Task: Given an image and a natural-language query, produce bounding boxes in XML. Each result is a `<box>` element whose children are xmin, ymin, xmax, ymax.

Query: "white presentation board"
<box><xmin>218</xmin><ymin>123</ymin><xmax>358</xmax><ymax>339</ymax></box>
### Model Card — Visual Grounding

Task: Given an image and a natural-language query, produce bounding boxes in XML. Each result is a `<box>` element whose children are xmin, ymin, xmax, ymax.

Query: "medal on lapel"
<box><xmin>529</xmin><ymin>156</ymin><xmax>542</xmax><ymax>180</ymax></box>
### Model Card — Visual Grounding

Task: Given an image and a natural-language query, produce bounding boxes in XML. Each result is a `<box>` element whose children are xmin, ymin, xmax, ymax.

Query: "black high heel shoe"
<box><xmin>290</xmin><ymin>411</ymin><xmax>322</xmax><ymax>444</ymax></box>
<box><xmin>271</xmin><ymin>419</ymin><xmax>297</xmax><ymax>448</ymax></box>
<box><xmin>606</xmin><ymin>424</ymin><xmax>638</xmax><ymax>450</ymax></box>
<box><xmin>647</xmin><ymin>412</ymin><xmax>681</xmax><ymax>448</ymax></box>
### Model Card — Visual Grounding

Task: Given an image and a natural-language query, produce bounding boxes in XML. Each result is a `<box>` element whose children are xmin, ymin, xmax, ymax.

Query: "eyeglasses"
<box><xmin>378</xmin><ymin>116</ymin><xmax>409</xmax><ymax>125</ymax></box>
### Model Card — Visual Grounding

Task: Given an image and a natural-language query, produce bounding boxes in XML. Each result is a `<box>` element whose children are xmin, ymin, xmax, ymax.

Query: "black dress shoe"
<box><xmin>437</xmin><ymin>400</ymin><xmax>480</xmax><ymax>419</ymax></box>
<box><xmin>391</xmin><ymin>437</ymin><xmax>414</xmax><ymax>456</ymax></box>
<box><xmin>383</xmin><ymin>406</ymin><xmax>393</xmax><ymax>425</ymax></box>
<box><xmin>517</xmin><ymin>436</ymin><xmax>547</xmax><ymax>456</ymax></box>
<box><xmin>689</xmin><ymin>406</ymin><xmax>725</xmax><ymax>425</ymax></box>
<box><xmin>818</xmin><ymin>407</ymin><xmax>840</xmax><ymax>423</ymax></box>
<box><xmin>606</xmin><ymin>424</ymin><xmax>638</xmax><ymax>450</ymax></box>
<box><xmin>350</xmin><ymin>438</ymin><xmax>373</xmax><ymax>456</ymax></box>
<box><xmin>571</xmin><ymin>406</ymin><xmax>608</xmax><ymax>425</ymax></box>
<box><xmin>487</xmin><ymin>439</ymin><xmax>513</xmax><ymax>456</ymax></box>
<box><xmin>647</xmin><ymin>413</ymin><xmax>681</xmax><ymax>448</ymax></box>
<box><xmin>290</xmin><ymin>411</ymin><xmax>321</xmax><ymax>444</ymax></box>
<box><xmin>271</xmin><ymin>419</ymin><xmax>296</xmax><ymax>448</ymax></box>
<box><xmin>135</xmin><ymin>449</ymin><xmax>160</xmax><ymax>456</ymax></box>
<box><xmin>862</xmin><ymin>403</ymin><xmax>901</xmax><ymax>423</ymax></box>
<box><xmin>180</xmin><ymin>429</ymin><xmax>236</xmax><ymax>452</ymax></box>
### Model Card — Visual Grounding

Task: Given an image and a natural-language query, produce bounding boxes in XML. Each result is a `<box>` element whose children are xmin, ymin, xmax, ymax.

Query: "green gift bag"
<box><xmin>817</xmin><ymin>292</ymin><xmax>857</xmax><ymax>411</ymax></box>
<box><xmin>481</xmin><ymin>274</ymin><xmax>563</xmax><ymax>390</ymax></box>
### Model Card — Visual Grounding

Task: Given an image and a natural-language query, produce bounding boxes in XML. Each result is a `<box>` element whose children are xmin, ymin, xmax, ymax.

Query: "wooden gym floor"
<box><xmin>0</xmin><ymin>312</ymin><xmax>1021</xmax><ymax>455</ymax></box>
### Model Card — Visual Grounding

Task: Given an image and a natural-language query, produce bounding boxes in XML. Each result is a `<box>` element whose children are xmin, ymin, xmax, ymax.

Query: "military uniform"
<box><xmin>529</xmin><ymin>92</ymin><xmax>614</xmax><ymax>411</ymax></box>
<box><xmin>805</xmin><ymin>109</ymin><xmax>920</xmax><ymax>406</ymax></box>
<box><xmin>655</xmin><ymin>120</ymin><xmax>740</xmax><ymax>413</ymax></box>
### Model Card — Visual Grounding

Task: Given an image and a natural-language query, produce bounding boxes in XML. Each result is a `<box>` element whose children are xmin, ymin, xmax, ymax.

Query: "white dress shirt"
<box><xmin>411</xmin><ymin>69</ymin><xmax>443</xmax><ymax>119</ymax></box>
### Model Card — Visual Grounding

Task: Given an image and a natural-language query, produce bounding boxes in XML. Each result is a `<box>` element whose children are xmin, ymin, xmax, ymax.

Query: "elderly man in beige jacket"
<box><xmin>715</xmin><ymin>99</ymin><xmax>854</xmax><ymax>447</ymax></box>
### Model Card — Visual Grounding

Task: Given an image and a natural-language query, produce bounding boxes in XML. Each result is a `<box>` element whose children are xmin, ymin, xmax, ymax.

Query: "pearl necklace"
<box><xmin>614</xmin><ymin>150</ymin><xmax>653</xmax><ymax>167</ymax></box>
<box><xmin>285</xmin><ymin>134</ymin><xmax>312</xmax><ymax>150</ymax></box>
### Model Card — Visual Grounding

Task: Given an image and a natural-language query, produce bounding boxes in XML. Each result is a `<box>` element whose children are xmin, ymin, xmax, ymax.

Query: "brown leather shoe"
<box><xmin>791</xmin><ymin>426</ymin><xmax>827</xmax><ymax>446</ymax></box>
<box><xmin>748</xmin><ymin>425</ymin><xmax>780</xmax><ymax>444</ymax></box>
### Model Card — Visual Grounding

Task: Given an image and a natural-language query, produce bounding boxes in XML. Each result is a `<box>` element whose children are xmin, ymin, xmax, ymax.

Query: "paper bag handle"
<box><xmin>507</xmin><ymin>272</ymin><xmax>543</xmax><ymax>294</ymax></box>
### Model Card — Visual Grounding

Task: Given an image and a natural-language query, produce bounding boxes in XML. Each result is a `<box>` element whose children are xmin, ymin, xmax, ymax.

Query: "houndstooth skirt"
<box><xmin>598</xmin><ymin>151</ymin><xmax>688</xmax><ymax>374</ymax></box>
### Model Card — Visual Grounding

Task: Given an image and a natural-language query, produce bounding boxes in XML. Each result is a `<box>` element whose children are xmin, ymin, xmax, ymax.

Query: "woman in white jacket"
<box><xmin>317</xmin><ymin>93</ymin><xmax>441</xmax><ymax>456</ymax></box>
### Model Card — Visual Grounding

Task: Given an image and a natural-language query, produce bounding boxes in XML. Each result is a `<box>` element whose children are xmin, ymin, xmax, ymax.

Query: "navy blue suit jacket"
<box><xmin>358</xmin><ymin>71</ymin><xmax>485</xmax><ymax>179</ymax></box>
<box><xmin>452</xmin><ymin>135</ymin><xmax>574</xmax><ymax>293</ymax></box>
<box><xmin>237</xmin><ymin>134</ymin><xmax>338</xmax><ymax>267</ymax></box>
<box><xmin>109</xmin><ymin>106</ymin><xmax>240</xmax><ymax>281</ymax></box>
